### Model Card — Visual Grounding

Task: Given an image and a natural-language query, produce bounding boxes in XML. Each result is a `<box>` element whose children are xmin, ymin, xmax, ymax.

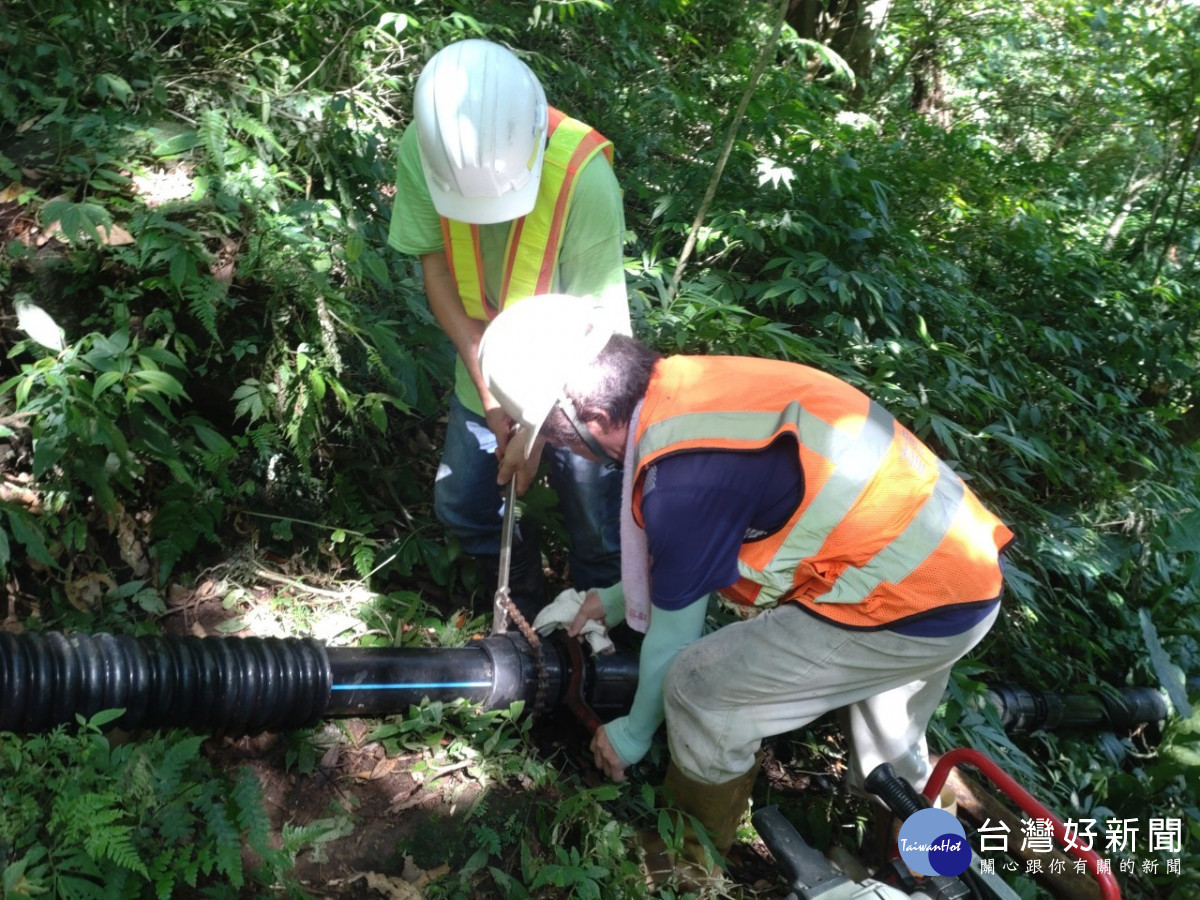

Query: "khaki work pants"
<box><xmin>662</xmin><ymin>602</ymin><xmax>1000</xmax><ymax>788</ymax></box>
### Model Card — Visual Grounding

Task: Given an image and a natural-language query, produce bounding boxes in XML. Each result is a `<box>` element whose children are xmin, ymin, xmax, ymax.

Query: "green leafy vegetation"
<box><xmin>0</xmin><ymin>710</ymin><xmax>298</xmax><ymax>897</ymax></box>
<box><xmin>1</xmin><ymin>0</ymin><xmax>1197</xmax><ymax>897</ymax></box>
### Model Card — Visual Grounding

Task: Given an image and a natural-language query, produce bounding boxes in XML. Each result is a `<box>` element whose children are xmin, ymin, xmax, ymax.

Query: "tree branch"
<box><xmin>670</xmin><ymin>0</ymin><xmax>792</xmax><ymax>296</ymax></box>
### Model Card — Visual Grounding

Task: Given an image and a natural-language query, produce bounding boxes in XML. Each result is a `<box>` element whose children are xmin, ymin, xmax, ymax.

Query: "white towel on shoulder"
<box><xmin>620</xmin><ymin>402</ymin><xmax>651</xmax><ymax>633</ymax></box>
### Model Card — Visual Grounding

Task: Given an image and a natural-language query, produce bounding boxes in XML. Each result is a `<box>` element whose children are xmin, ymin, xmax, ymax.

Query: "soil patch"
<box><xmin>161</xmin><ymin>577</ymin><xmax>849</xmax><ymax>899</ymax></box>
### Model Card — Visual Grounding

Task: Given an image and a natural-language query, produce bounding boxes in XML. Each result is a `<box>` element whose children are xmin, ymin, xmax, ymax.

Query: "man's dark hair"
<box><xmin>541</xmin><ymin>334</ymin><xmax>661</xmax><ymax>446</ymax></box>
<box><xmin>578</xmin><ymin>334</ymin><xmax>661</xmax><ymax>424</ymax></box>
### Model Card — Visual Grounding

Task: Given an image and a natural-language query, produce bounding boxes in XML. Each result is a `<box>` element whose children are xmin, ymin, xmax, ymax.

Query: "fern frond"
<box><xmin>146</xmin><ymin>845</ymin><xmax>177</xmax><ymax>899</ymax></box>
<box><xmin>53</xmin><ymin>790</ymin><xmax>149</xmax><ymax>880</ymax></box>
<box><xmin>230</xmin><ymin>766</ymin><xmax>270</xmax><ymax>850</ymax></box>
<box><xmin>156</xmin><ymin>792</ymin><xmax>197</xmax><ymax>844</ymax></box>
<box><xmin>198</xmin><ymin>109</ymin><xmax>228</xmax><ymax>174</ymax></box>
<box><xmin>54</xmin><ymin>872</ymin><xmax>109</xmax><ymax>900</ymax></box>
<box><xmin>178</xmin><ymin>848</ymin><xmax>202</xmax><ymax>888</ymax></box>
<box><xmin>149</xmin><ymin>537</ymin><xmax>184</xmax><ymax>581</ymax></box>
<box><xmin>207</xmin><ymin>801</ymin><xmax>246</xmax><ymax>888</ymax></box>
<box><xmin>85</xmin><ymin>821</ymin><xmax>148</xmax><ymax>878</ymax></box>
<box><xmin>50</xmin><ymin>790</ymin><xmax>123</xmax><ymax>839</ymax></box>
<box><xmin>154</xmin><ymin>734</ymin><xmax>206</xmax><ymax>796</ymax></box>
<box><xmin>123</xmin><ymin>748</ymin><xmax>156</xmax><ymax>808</ymax></box>
<box><xmin>185</xmin><ymin>280</ymin><xmax>223</xmax><ymax>343</ymax></box>
<box><xmin>232</xmin><ymin>113</ymin><xmax>287</xmax><ymax>156</ymax></box>
<box><xmin>352</xmin><ymin>540</ymin><xmax>376</xmax><ymax>579</ymax></box>
<box><xmin>248</xmin><ymin>424</ymin><xmax>277</xmax><ymax>458</ymax></box>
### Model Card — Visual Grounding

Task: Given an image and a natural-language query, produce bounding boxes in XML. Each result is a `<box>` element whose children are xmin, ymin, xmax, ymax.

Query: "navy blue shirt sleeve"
<box><xmin>641</xmin><ymin>440</ymin><xmax>802</xmax><ymax>611</ymax></box>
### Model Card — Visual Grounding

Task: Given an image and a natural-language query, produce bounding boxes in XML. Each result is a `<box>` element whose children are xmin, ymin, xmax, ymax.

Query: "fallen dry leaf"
<box><xmin>96</xmin><ymin>222</ymin><xmax>135</xmax><ymax>246</ymax></box>
<box><xmin>372</xmin><ymin>756</ymin><xmax>398</xmax><ymax>778</ymax></box>
<box><xmin>0</xmin><ymin>182</ymin><xmax>27</xmax><ymax>203</ymax></box>
<box><xmin>353</xmin><ymin>755</ymin><xmax>397</xmax><ymax>782</ymax></box>
<box><xmin>402</xmin><ymin>855</ymin><xmax>449</xmax><ymax>888</ymax></box>
<box><xmin>320</xmin><ymin>744</ymin><xmax>341</xmax><ymax>770</ymax></box>
<box><xmin>66</xmin><ymin>572</ymin><xmax>117</xmax><ymax>612</ymax></box>
<box><xmin>0</xmin><ymin>479</ymin><xmax>41</xmax><ymax>513</ymax></box>
<box><xmin>115</xmin><ymin>505</ymin><xmax>149</xmax><ymax>577</ymax></box>
<box><xmin>362</xmin><ymin>872</ymin><xmax>425</xmax><ymax>899</ymax></box>
<box><xmin>389</xmin><ymin>787</ymin><xmax>429</xmax><ymax>813</ymax></box>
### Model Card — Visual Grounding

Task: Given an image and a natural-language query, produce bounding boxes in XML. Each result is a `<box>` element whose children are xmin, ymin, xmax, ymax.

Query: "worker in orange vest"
<box><xmin>478</xmin><ymin>294</ymin><xmax>1014</xmax><ymax>883</ymax></box>
<box><xmin>388</xmin><ymin>40</ymin><xmax>627</xmax><ymax>617</ymax></box>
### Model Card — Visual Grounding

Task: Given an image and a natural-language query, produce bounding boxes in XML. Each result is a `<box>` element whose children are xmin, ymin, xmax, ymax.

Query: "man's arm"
<box><xmin>420</xmin><ymin>251</ymin><xmax>514</xmax><ymax>446</ymax></box>
<box><xmin>421</xmin><ymin>253</ymin><xmax>488</xmax><ymax>405</ymax></box>
<box><xmin>591</xmin><ymin>598</ymin><xmax>708</xmax><ymax>780</ymax></box>
<box><xmin>590</xmin><ymin>447</ymin><xmax>804</xmax><ymax>779</ymax></box>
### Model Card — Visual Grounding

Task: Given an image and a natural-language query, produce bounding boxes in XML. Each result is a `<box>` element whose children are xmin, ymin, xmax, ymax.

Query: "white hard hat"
<box><xmin>478</xmin><ymin>295</ymin><xmax>616</xmax><ymax>458</ymax></box>
<box><xmin>413</xmin><ymin>40</ymin><xmax>549</xmax><ymax>225</ymax></box>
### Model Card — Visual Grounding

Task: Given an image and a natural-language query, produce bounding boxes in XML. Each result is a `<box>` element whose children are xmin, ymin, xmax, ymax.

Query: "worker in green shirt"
<box><xmin>388</xmin><ymin>39</ymin><xmax>628</xmax><ymax>616</ymax></box>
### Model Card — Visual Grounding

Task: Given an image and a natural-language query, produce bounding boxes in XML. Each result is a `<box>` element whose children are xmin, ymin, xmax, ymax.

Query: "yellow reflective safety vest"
<box><xmin>440</xmin><ymin>108</ymin><xmax>614</xmax><ymax>320</ymax></box>
<box><xmin>632</xmin><ymin>356</ymin><xmax>1015</xmax><ymax>630</ymax></box>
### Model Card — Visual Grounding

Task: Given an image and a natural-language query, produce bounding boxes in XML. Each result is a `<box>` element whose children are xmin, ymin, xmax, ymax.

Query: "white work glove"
<box><xmin>532</xmin><ymin>588</ymin><xmax>614</xmax><ymax>656</ymax></box>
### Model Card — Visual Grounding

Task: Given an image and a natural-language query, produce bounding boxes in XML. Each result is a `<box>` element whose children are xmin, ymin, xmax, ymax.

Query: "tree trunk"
<box><xmin>787</xmin><ymin>0</ymin><xmax>892</xmax><ymax>94</ymax></box>
<box><xmin>910</xmin><ymin>39</ymin><xmax>949</xmax><ymax>127</ymax></box>
<box><xmin>1152</xmin><ymin>115</ymin><xmax>1200</xmax><ymax>281</ymax></box>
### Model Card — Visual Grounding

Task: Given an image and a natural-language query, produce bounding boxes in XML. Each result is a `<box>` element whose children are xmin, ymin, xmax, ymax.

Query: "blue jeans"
<box><xmin>433</xmin><ymin>395</ymin><xmax>622</xmax><ymax>589</ymax></box>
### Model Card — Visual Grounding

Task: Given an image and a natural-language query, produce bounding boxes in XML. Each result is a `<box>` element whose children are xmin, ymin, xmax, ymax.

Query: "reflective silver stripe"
<box><xmin>815</xmin><ymin>460</ymin><xmax>965</xmax><ymax>605</ymax></box>
<box><xmin>736</xmin><ymin>557</ymin><xmax>791</xmax><ymax>602</ymax></box>
<box><xmin>740</xmin><ymin>401</ymin><xmax>897</xmax><ymax>604</ymax></box>
<box><xmin>635</xmin><ymin>404</ymin><xmax>806</xmax><ymax>467</ymax></box>
<box><xmin>772</xmin><ymin>401</ymin><xmax>896</xmax><ymax>560</ymax></box>
<box><xmin>637</xmin><ymin>400</ymin><xmax>899</xmax><ymax>605</ymax></box>
<box><xmin>636</xmin><ymin>403</ymin><xmax>807</xmax><ymax>604</ymax></box>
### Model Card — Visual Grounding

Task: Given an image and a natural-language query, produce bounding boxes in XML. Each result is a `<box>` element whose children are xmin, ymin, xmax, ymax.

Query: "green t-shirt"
<box><xmin>388</xmin><ymin>122</ymin><xmax>630</xmax><ymax>415</ymax></box>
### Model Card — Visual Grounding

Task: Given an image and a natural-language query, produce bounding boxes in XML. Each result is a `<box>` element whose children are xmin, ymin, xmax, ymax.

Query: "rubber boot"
<box><xmin>479</xmin><ymin>533</ymin><xmax>546</xmax><ymax>624</ymax></box>
<box><xmin>640</xmin><ymin>753</ymin><xmax>763</xmax><ymax>889</ymax></box>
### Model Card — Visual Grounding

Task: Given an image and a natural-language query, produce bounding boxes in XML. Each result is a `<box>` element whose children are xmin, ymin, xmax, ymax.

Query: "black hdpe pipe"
<box><xmin>0</xmin><ymin>630</ymin><xmax>637</xmax><ymax>735</ymax></box>
<box><xmin>983</xmin><ymin>682</ymin><xmax>1168</xmax><ymax>733</ymax></box>
<box><xmin>0</xmin><ymin>630</ymin><xmax>1168</xmax><ymax>737</ymax></box>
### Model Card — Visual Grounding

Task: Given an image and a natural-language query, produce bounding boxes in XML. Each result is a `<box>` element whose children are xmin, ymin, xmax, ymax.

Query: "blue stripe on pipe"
<box><xmin>330</xmin><ymin>682</ymin><xmax>492</xmax><ymax>691</ymax></box>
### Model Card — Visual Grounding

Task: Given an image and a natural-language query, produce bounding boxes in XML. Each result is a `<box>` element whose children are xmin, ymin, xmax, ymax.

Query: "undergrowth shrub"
<box><xmin>0</xmin><ymin>328</ymin><xmax>229</xmax><ymax>591</ymax></box>
<box><xmin>0</xmin><ymin>0</ymin><xmax>458</xmax><ymax>607</ymax></box>
<box><xmin>0</xmin><ymin>710</ymin><xmax>287</xmax><ymax>898</ymax></box>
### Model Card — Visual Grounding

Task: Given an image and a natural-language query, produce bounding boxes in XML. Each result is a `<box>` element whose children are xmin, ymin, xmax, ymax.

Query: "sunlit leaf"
<box><xmin>131</xmin><ymin>369</ymin><xmax>188</xmax><ymax>399</ymax></box>
<box><xmin>94</xmin><ymin>73</ymin><xmax>134</xmax><ymax>104</ymax></box>
<box><xmin>40</xmin><ymin>199</ymin><xmax>112</xmax><ymax>244</ymax></box>
<box><xmin>93</xmin><ymin>370</ymin><xmax>122</xmax><ymax>398</ymax></box>
<box><xmin>1139</xmin><ymin>609</ymin><xmax>1192</xmax><ymax>718</ymax></box>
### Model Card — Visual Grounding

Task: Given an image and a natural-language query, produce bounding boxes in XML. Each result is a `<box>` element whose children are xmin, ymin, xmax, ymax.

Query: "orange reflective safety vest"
<box><xmin>631</xmin><ymin>357</ymin><xmax>1015</xmax><ymax>630</ymax></box>
<box><xmin>440</xmin><ymin>108</ymin><xmax>614</xmax><ymax>321</ymax></box>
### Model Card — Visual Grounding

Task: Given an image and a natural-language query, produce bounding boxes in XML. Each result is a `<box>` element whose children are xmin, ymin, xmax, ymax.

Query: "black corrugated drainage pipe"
<box><xmin>0</xmin><ymin>630</ymin><xmax>637</xmax><ymax>735</ymax></box>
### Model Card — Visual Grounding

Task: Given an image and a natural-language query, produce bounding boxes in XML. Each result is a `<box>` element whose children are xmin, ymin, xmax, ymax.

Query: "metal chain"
<box><xmin>501</xmin><ymin>596</ymin><xmax>550</xmax><ymax>716</ymax></box>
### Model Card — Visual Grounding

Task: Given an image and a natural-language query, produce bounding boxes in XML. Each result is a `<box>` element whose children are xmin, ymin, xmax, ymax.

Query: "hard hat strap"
<box><xmin>557</xmin><ymin>390</ymin><xmax>619</xmax><ymax>468</ymax></box>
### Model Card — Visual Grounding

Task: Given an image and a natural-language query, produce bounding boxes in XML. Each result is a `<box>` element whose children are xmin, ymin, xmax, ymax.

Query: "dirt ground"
<box><xmin>166</xmin><ymin>580</ymin><xmax>810</xmax><ymax>899</ymax></box>
<box><xmin>201</xmin><ymin>720</ymin><xmax>796</xmax><ymax>899</ymax></box>
<box><xmin>163</xmin><ymin>581</ymin><xmax>479</xmax><ymax>898</ymax></box>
